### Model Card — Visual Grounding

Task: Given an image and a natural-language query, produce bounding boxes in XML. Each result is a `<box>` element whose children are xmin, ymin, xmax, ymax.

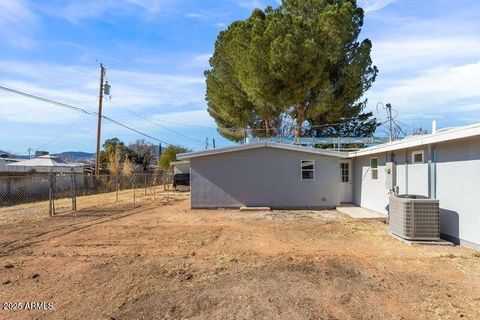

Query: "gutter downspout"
<box><xmin>405</xmin><ymin>148</ymin><xmax>408</xmax><ymax>194</ymax></box>
<box><xmin>428</xmin><ymin>144</ymin><xmax>437</xmax><ymax>199</ymax></box>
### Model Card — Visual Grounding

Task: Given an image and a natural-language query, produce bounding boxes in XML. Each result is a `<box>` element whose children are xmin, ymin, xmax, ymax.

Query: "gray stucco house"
<box><xmin>178</xmin><ymin>122</ymin><xmax>480</xmax><ymax>250</ymax></box>
<box><xmin>178</xmin><ymin>143</ymin><xmax>349</xmax><ymax>209</ymax></box>
<box><xmin>350</xmin><ymin>123</ymin><xmax>480</xmax><ymax>250</ymax></box>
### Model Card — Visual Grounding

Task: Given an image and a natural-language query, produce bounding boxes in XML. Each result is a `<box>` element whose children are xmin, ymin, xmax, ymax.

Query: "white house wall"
<box><xmin>353</xmin><ymin>137</ymin><xmax>480</xmax><ymax>248</ymax></box>
<box><xmin>393</xmin><ymin>147</ymin><xmax>429</xmax><ymax>197</ymax></box>
<box><xmin>352</xmin><ymin>153</ymin><xmax>390</xmax><ymax>214</ymax></box>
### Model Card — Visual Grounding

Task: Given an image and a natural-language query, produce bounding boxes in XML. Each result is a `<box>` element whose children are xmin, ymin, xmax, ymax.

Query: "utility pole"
<box><xmin>386</xmin><ymin>103</ymin><xmax>393</xmax><ymax>142</ymax></box>
<box><xmin>95</xmin><ymin>63</ymin><xmax>106</xmax><ymax>176</ymax></box>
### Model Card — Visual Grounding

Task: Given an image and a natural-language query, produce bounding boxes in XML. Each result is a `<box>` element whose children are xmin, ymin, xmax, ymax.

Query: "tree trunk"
<box><xmin>295</xmin><ymin>105</ymin><xmax>306</xmax><ymax>138</ymax></box>
<box><xmin>265</xmin><ymin>119</ymin><xmax>270</xmax><ymax>137</ymax></box>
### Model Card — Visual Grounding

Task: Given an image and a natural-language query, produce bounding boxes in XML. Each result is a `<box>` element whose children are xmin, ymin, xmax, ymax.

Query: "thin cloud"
<box><xmin>358</xmin><ymin>0</ymin><xmax>398</xmax><ymax>12</ymax></box>
<box><xmin>185</xmin><ymin>12</ymin><xmax>208</xmax><ymax>19</ymax></box>
<box><xmin>0</xmin><ymin>0</ymin><xmax>38</xmax><ymax>48</ymax></box>
<box><xmin>367</xmin><ymin>61</ymin><xmax>480</xmax><ymax>114</ymax></box>
<box><xmin>373</xmin><ymin>37</ymin><xmax>480</xmax><ymax>73</ymax></box>
<box><xmin>152</xmin><ymin>110</ymin><xmax>215</xmax><ymax>128</ymax></box>
<box><xmin>53</xmin><ymin>0</ymin><xmax>173</xmax><ymax>22</ymax></box>
<box><xmin>0</xmin><ymin>61</ymin><xmax>206</xmax><ymax>125</ymax></box>
<box><xmin>236</xmin><ymin>0</ymin><xmax>265</xmax><ymax>10</ymax></box>
<box><xmin>215</xmin><ymin>22</ymin><xmax>229</xmax><ymax>29</ymax></box>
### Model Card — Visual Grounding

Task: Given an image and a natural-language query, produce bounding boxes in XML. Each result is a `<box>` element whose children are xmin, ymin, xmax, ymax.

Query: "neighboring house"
<box><xmin>4</xmin><ymin>154</ymin><xmax>84</xmax><ymax>174</ymax></box>
<box><xmin>178</xmin><ymin>122</ymin><xmax>480</xmax><ymax>250</ymax></box>
<box><xmin>0</xmin><ymin>157</ymin><xmax>21</xmax><ymax>172</ymax></box>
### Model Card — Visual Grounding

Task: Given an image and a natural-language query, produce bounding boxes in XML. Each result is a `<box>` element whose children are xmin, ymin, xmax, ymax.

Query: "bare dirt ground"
<box><xmin>0</xmin><ymin>198</ymin><xmax>479</xmax><ymax>320</ymax></box>
<box><xmin>0</xmin><ymin>185</ymin><xmax>176</xmax><ymax>225</ymax></box>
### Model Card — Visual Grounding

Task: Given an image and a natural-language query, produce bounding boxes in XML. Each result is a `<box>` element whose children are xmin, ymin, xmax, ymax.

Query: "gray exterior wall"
<box><xmin>352</xmin><ymin>152</ymin><xmax>390</xmax><ymax>214</ymax></box>
<box><xmin>435</xmin><ymin>137</ymin><xmax>480</xmax><ymax>248</ymax></box>
<box><xmin>190</xmin><ymin>147</ymin><xmax>340</xmax><ymax>209</ymax></box>
<box><xmin>353</xmin><ymin>137</ymin><xmax>480</xmax><ymax>248</ymax></box>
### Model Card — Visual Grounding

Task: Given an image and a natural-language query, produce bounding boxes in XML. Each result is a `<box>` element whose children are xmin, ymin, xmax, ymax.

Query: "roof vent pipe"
<box><xmin>432</xmin><ymin>120</ymin><xmax>437</xmax><ymax>134</ymax></box>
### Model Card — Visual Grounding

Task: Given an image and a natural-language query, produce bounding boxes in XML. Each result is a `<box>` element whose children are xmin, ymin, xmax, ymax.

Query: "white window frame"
<box><xmin>301</xmin><ymin>160</ymin><xmax>315</xmax><ymax>181</ymax></box>
<box><xmin>411</xmin><ymin>150</ymin><xmax>424</xmax><ymax>164</ymax></box>
<box><xmin>370</xmin><ymin>157</ymin><xmax>378</xmax><ymax>180</ymax></box>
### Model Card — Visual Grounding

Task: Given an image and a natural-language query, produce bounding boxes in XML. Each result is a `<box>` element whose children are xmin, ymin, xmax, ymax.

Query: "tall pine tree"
<box><xmin>206</xmin><ymin>0</ymin><xmax>378</xmax><ymax>140</ymax></box>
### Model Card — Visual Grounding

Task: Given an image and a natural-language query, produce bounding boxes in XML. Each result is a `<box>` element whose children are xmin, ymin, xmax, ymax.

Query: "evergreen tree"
<box><xmin>206</xmin><ymin>0</ymin><xmax>378</xmax><ymax>139</ymax></box>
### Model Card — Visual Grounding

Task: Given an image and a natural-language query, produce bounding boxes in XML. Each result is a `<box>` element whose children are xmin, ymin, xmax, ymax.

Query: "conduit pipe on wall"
<box><xmin>405</xmin><ymin>148</ymin><xmax>409</xmax><ymax>194</ymax></box>
<box><xmin>428</xmin><ymin>144</ymin><xmax>437</xmax><ymax>199</ymax></box>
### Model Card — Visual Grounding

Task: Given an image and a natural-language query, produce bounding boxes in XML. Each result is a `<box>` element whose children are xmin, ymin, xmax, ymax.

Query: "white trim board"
<box><xmin>177</xmin><ymin>142</ymin><xmax>350</xmax><ymax>160</ymax></box>
<box><xmin>348</xmin><ymin>122</ymin><xmax>480</xmax><ymax>157</ymax></box>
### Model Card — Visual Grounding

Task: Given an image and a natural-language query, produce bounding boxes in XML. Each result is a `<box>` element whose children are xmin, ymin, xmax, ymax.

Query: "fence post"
<box><xmin>144</xmin><ymin>173</ymin><xmax>147</xmax><ymax>196</ymax></box>
<box><xmin>48</xmin><ymin>173</ymin><xmax>55</xmax><ymax>216</ymax></box>
<box><xmin>71</xmin><ymin>173</ymin><xmax>77</xmax><ymax>211</ymax></box>
<box><xmin>153</xmin><ymin>174</ymin><xmax>156</xmax><ymax>201</ymax></box>
<box><xmin>163</xmin><ymin>172</ymin><xmax>167</xmax><ymax>191</ymax></box>
<box><xmin>165</xmin><ymin>173</ymin><xmax>170</xmax><ymax>204</ymax></box>
<box><xmin>116</xmin><ymin>175</ymin><xmax>119</xmax><ymax>205</ymax></box>
<box><xmin>133</xmin><ymin>174</ymin><xmax>136</xmax><ymax>207</ymax></box>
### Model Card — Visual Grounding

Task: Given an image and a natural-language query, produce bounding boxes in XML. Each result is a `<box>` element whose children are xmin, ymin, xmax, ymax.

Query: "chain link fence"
<box><xmin>0</xmin><ymin>172</ymin><xmax>182</xmax><ymax>225</ymax></box>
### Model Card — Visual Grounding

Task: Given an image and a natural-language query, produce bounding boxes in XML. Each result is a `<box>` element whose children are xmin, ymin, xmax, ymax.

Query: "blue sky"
<box><xmin>0</xmin><ymin>0</ymin><xmax>479</xmax><ymax>154</ymax></box>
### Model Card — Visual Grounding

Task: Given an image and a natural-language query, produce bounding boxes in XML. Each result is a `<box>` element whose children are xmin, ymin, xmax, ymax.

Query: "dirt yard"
<box><xmin>0</xmin><ymin>198</ymin><xmax>479</xmax><ymax>320</ymax></box>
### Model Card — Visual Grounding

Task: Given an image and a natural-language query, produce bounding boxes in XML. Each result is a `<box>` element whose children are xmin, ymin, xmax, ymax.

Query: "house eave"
<box><xmin>177</xmin><ymin>142</ymin><xmax>350</xmax><ymax>160</ymax></box>
<box><xmin>348</xmin><ymin>122</ymin><xmax>480</xmax><ymax>157</ymax></box>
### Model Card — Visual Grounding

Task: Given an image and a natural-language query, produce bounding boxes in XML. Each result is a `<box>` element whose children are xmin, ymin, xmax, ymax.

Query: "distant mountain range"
<box><xmin>0</xmin><ymin>150</ymin><xmax>29</xmax><ymax>159</ymax></box>
<box><xmin>0</xmin><ymin>150</ymin><xmax>95</xmax><ymax>162</ymax></box>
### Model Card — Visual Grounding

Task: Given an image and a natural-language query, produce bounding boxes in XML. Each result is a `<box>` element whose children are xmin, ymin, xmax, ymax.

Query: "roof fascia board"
<box><xmin>177</xmin><ymin>142</ymin><xmax>268</xmax><ymax>160</ymax></box>
<box><xmin>177</xmin><ymin>142</ymin><xmax>348</xmax><ymax>159</ymax></box>
<box><xmin>348</xmin><ymin>124</ymin><xmax>480</xmax><ymax>157</ymax></box>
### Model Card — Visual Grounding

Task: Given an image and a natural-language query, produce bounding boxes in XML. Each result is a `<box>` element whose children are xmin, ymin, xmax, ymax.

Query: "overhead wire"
<box><xmin>36</xmin><ymin>117</ymin><xmax>83</xmax><ymax>149</ymax></box>
<box><xmin>0</xmin><ymin>84</ymin><xmax>172</xmax><ymax>146</ymax></box>
<box><xmin>1</xmin><ymin>83</ymin><xmax>398</xmax><ymax>144</ymax></box>
<box><xmin>0</xmin><ymin>85</ymin><xmax>91</xmax><ymax>115</ymax></box>
<box><xmin>106</xmin><ymin>100</ymin><xmax>206</xmax><ymax>145</ymax></box>
<box><xmin>0</xmin><ymin>110</ymin><xmax>37</xmax><ymax>117</ymax></box>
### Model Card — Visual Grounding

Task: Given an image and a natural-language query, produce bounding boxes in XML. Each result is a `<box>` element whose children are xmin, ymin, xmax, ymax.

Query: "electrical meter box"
<box><xmin>385</xmin><ymin>162</ymin><xmax>396</xmax><ymax>190</ymax></box>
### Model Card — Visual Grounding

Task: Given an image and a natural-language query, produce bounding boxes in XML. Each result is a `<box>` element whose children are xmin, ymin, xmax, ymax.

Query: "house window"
<box><xmin>370</xmin><ymin>158</ymin><xmax>378</xmax><ymax>180</ymax></box>
<box><xmin>340</xmin><ymin>163</ymin><xmax>349</xmax><ymax>182</ymax></box>
<box><xmin>412</xmin><ymin>150</ymin><xmax>424</xmax><ymax>164</ymax></box>
<box><xmin>301</xmin><ymin>160</ymin><xmax>315</xmax><ymax>180</ymax></box>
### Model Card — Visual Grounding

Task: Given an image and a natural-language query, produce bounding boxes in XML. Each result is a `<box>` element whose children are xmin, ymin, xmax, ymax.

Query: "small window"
<box><xmin>412</xmin><ymin>150</ymin><xmax>424</xmax><ymax>164</ymax></box>
<box><xmin>301</xmin><ymin>160</ymin><xmax>315</xmax><ymax>180</ymax></box>
<box><xmin>340</xmin><ymin>163</ymin><xmax>349</xmax><ymax>182</ymax></box>
<box><xmin>370</xmin><ymin>158</ymin><xmax>378</xmax><ymax>180</ymax></box>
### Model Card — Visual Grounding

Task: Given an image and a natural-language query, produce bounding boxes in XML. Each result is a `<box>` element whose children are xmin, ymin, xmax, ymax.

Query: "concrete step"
<box><xmin>240</xmin><ymin>206</ymin><xmax>271</xmax><ymax>212</ymax></box>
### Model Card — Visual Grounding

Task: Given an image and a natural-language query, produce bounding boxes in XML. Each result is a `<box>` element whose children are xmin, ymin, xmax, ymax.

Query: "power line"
<box><xmin>0</xmin><ymin>110</ymin><xmax>37</xmax><ymax>117</ymax></box>
<box><xmin>0</xmin><ymin>84</ymin><xmax>172</xmax><ymax>146</ymax></box>
<box><xmin>36</xmin><ymin>117</ymin><xmax>83</xmax><ymax>149</ymax></box>
<box><xmin>0</xmin><ymin>85</ymin><xmax>91</xmax><ymax>115</ymax></box>
<box><xmin>107</xmin><ymin>100</ymin><xmax>205</xmax><ymax>145</ymax></box>
<box><xmin>101</xmin><ymin>114</ymin><xmax>169</xmax><ymax>144</ymax></box>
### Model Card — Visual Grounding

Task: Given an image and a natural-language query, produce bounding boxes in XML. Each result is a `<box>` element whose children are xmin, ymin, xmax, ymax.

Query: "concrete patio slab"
<box><xmin>336</xmin><ymin>203</ymin><xmax>385</xmax><ymax>219</ymax></box>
